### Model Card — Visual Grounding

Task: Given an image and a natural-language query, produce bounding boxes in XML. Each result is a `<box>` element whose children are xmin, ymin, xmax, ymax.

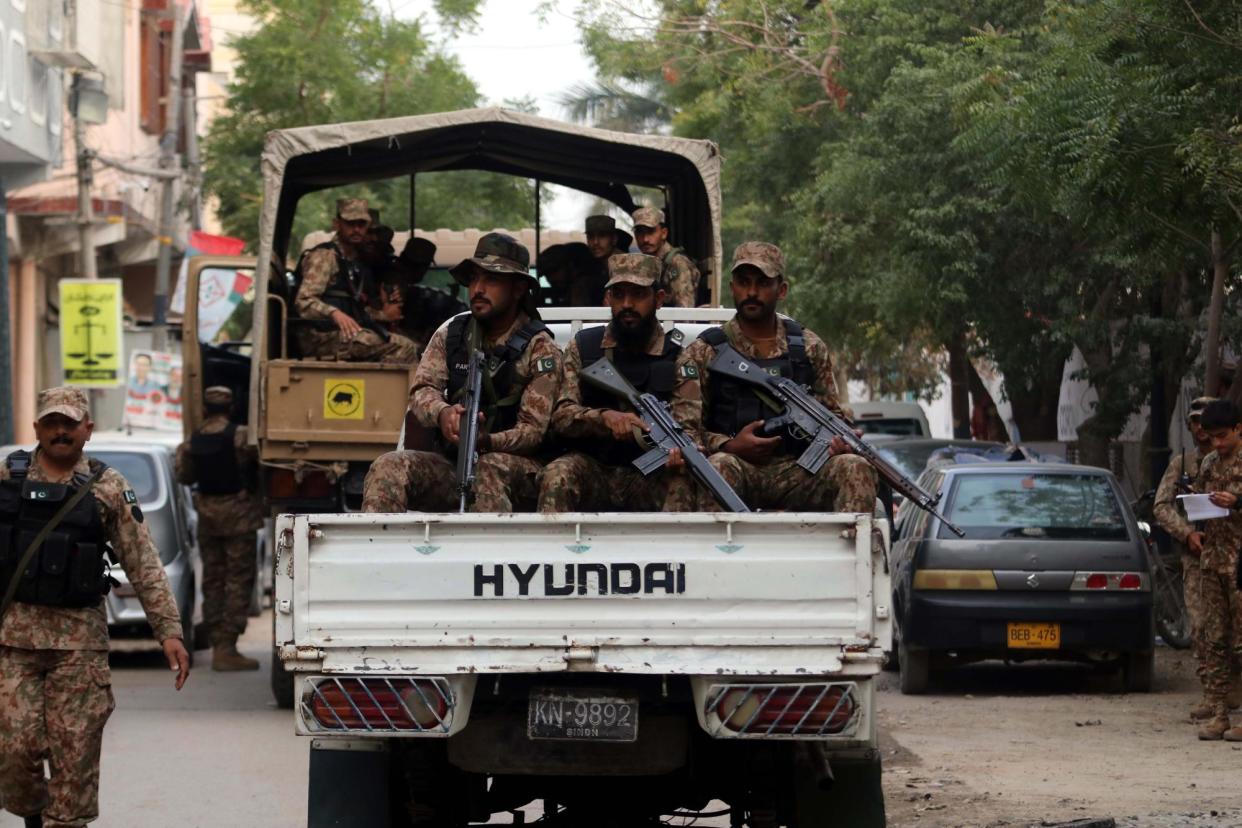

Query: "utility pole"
<box><xmin>152</xmin><ymin>1</ymin><xmax>186</xmax><ymax>352</ymax></box>
<box><xmin>183</xmin><ymin>82</ymin><xmax>203</xmax><ymax>230</ymax></box>
<box><xmin>72</xmin><ymin>73</ymin><xmax>98</xmax><ymax>280</ymax></box>
<box><xmin>0</xmin><ymin>178</ymin><xmax>12</xmax><ymax>445</ymax></box>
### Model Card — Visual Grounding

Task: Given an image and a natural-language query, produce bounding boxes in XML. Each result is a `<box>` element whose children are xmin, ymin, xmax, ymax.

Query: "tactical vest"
<box><xmin>700</xmin><ymin>319</ymin><xmax>815</xmax><ymax>456</ymax></box>
<box><xmin>0</xmin><ymin>451</ymin><xmax>113</xmax><ymax>609</ymax></box>
<box><xmin>294</xmin><ymin>242</ymin><xmax>373</xmax><ymax>332</ymax></box>
<box><xmin>445</xmin><ymin>314</ymin><xmax>550</xmax><ymax>435</ymax></box>
<box><xmin>190</xmin><ymin>424</ymin><xmax>242</xmax><ymax>496</ymax></box>
<box><xmin>572</xmin><ymin>324</ymin><xmax>682</xmax><ymax>466</ymax></box>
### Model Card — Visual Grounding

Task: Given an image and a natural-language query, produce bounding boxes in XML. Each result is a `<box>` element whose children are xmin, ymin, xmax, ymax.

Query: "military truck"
<box><xmin>183</xmin><ymin>109</ymin><xmax>887</xmax><ymax>826</ymax></box>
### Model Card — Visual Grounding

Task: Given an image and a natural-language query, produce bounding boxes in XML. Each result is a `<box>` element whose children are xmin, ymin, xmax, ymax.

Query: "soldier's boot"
<box><xmin>24</xmin><ymin>815</ymin><xmax>42</xmax><ymax>828</ymax></box>
<box><xmin>1197</xmin><ymin>714</ymin><xmax>1232</xmax><ymax>741</ymax></box>
<box><xmin>1227</xmin><ymin>671</ymin><xmax>1242</xmax><ymax>710</ymax></box>
<box><xmin>1224</xmin><ymin>726</ymin><xmax>1242</xmax><ymax>742</ymax></box>
<box><xmin>212</xmin><ymin>638</ymin><xmax>260</xmax><ymax>672</ymax></box>
<box><xmin>1189</xmin><ymin>698</ymin><xmax>1216</xmax><ymax>720</ymax></box>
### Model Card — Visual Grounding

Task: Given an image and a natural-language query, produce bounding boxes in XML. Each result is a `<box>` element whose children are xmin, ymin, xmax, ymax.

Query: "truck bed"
<box><xmin>275</xmin><ymin>512</ymin><xmax>889</xmax><ymax>677</ymax></box>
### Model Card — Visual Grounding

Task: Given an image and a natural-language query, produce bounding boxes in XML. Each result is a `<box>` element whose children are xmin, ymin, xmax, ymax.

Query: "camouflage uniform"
<box><xmin>295</xmin><ymin>198</ymin><xmax>419</xmax><ymax>365</ymax></box>
<box><xmin>632</xmin><ymin>207</ymin><xmax>701</xmax><ymax>308</ymax></box>
<box><xmin>1153</xmin><ymin>450</ymin><xmax>1212</xmax><ymax>684</ymax></box>
<box><xmin>670</xmin><ymin>243</ymin><xmax>876</xmax><ymax>513</ymax></box>
<box><xmin>1192</xmin><ymin>447</ymin><xmax>1242</xmax><ymax>730</ymax></box>
<box><xmin>174</xmin><ymin>392</ymin><xmax>264</xmax><ymax>660</ymax></box>
<box><xmin>1</xmin><ymin>388</ymin><xmax>182</xmax><ymax>828</ymax></box>
<box><xmin>539</xmin><ymin>254</ymin><xmax>696</xmax><ymax>512</ymax></box>
<box><xmin>363</xmin><ymin>234</ymin><xmax>562</xmax><ymax>514</ymax></box>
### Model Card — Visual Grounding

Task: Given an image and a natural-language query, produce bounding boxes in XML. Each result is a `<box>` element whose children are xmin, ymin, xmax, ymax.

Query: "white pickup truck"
<box><xmin>275</xmin><ymin>504</ymin><xmax>890</xmax><ymax>827</ymax></box>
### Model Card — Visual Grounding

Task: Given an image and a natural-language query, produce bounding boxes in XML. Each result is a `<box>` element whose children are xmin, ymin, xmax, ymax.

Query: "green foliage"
<box><xmin>204</xmin><ymin>0</ymin><xmax>535</xmax><ymax>250</ymax></box>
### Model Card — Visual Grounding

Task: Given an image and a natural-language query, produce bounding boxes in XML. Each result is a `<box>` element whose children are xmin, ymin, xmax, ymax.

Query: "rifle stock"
<box><xmin>581</xmin><ymin>359</ymin><xmax>750</xmax><ymax>513</ymax></box>
<box><xmin>709</xmin><ymin>344</ymin><xmax>965</xmax><ymax>536</ymax></box>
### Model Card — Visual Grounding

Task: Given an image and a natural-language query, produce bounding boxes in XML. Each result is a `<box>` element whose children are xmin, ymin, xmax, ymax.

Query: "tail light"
<box><xmin>1072</xmin><ymin>572</ymin><xmax>1149</xmax><ymax>592</ymax></box>
<box><xmin>267</xmin><ymin>468</ymin><xmax>333</xmax><ymax>500</ymax></box>
<box><xmin>913</xmin><ymin>569</ymin><xmax>998</xmax><ymax>590</ymax></box>
<box><xmin>707</xmin><ymin>683</ymin><xmax>858</xmax><ymax>737</ymax></box>
<box><xmin>303</xmin><ymin>677</ymin><xmax>452</xmax><ymax>733</ymax></box>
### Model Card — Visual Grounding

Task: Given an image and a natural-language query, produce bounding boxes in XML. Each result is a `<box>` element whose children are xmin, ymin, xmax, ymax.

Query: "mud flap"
<box><xmin>795</xmin><ymin>750</ymin><xmax>886</xmax><ymax>828</ymax></box>
<box><xmin>308</xmin><ymin>740</ymin><xmax>390</xmax><ymax>828</ymax></box>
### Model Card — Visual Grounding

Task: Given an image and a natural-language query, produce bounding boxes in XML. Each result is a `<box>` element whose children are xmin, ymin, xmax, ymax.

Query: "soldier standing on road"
<box><xmin>632</xmin><ymin>207</ymin><xmax>701</xmax><ymax>309</ymax></box>
<box><xmin>1187</xmin><ymin>399</ymin><xmax>1242</xmax><ymax>741</ymax></box>
<box><xmin>294</xmin><ymin>197</ymin><xmax>419</xmax><ymax>365</ymax></box>
<box><xmin>1152</xmin><ymin>397</ymin><xmax>1242</xmax><ymax>721</ymax></box>
<box><xmin>174</xmin><ymin>386</ymin><xmax>264</xmax><ymax>672</ymax></box>
<box><xmin>0</xmin><ymin>387</ymin><xmax>190</xmax><ymax>828</ymax></box>
<box><xmin>538</xmin><ymin>253</ymin><xmax>693</xmax><ymax>512</ymax></box>
<box><xmin>669</xmin><ymin>242</ymin><xmax>877</xmax><ymax>512</ymax></box>
<box><xmin>363</xmin><ymin>233</ymin><xmax>562</xmax><ymax>513</ymax></box>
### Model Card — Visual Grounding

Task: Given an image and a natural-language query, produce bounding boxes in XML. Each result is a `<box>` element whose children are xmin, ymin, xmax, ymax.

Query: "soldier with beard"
<box><xmin>538</xmin><ymin>254</ymin><xmax>692</xmax><ymax>512</ymax></box>
<box><xmin>670</xmin><ymin>242</ymin><xmax>877</xmax><ymax>513</ymax></box>
<box><xmin>362</xmin><ymin>233</ymin><xmax>562</xmax><ymax>513</ymax></box>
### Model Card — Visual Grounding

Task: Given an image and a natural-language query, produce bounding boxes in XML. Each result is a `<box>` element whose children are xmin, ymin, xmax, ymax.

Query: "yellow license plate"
<box><xmin>1007</xmin><ymin>622</ymin><xmax>1061</xmax><ymax>650</ymax></box>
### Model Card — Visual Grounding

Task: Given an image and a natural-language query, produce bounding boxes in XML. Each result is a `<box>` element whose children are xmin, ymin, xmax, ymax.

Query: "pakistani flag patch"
<box><xmin>123</xmin><ymin>489</ymin><xmax>137</xmax><ymax>505</ymax></box>
<box><xmin>535</xmin><ymin>356</ymin><xmax>557</xmax><ymax>375</ymax></box>
<box><xmin>679</xmin><ymin>363</ymin><xmax>700</xmax><ymax>379</ymax></box>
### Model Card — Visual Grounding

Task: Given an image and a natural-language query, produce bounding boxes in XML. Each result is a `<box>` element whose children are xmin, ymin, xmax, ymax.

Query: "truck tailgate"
<box><xmin>276</xmin><ymin>512</ymin><xmax>886</xmax><ymax>676</ymax></box>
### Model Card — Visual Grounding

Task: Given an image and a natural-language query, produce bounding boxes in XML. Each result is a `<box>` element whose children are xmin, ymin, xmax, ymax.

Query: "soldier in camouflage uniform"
<box><xmin>1152</xmin><ymin>397</ymin><xmax>1242</xmax><ymax>720</ymax></box>
<box><xmin>539</xmin><ymin>253</ymin><xmax>694</xmax><ymax>512</ymax></box>
<box><xmin>669</xmin><ymin>242</ymin><xmax>877</xmax><ymax>513</ymax></box>
<box><xmin>0</xmin><ymin>387</ymin><xmax>189</xmax><ymax>828</ymax></box>
<box><xmin>632</xmin><ymin>207</ymin><xmax>701</xmax><ymax>308</ymax></box>
<box><xmin>294</xmin><ymin>197</ymin><xmax>419</xmax><ymax>365</ymax></box>
<box><xmin>1187</xmin><ymin>399</ymin><xmax>1242</xmax><ymax>741</ymax></box>
<box><xmin>363</xmin><ymin>233</ymin><xmax>562</xmax><ymax>513</ymax></box>
<box><xmin>174</xmin><ymin>386</ymin><xmax>264</xmax><ymax>672</ymax></box>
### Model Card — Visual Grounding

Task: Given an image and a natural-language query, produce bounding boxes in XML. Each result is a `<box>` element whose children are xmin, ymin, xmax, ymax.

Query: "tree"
<box><xmin>204</xmin><ymin>0</ymin><xmax>538</xmax><ymax>251</ymax></box>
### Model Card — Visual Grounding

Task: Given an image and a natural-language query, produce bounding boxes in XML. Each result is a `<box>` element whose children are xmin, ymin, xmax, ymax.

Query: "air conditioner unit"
<box><xmin>29</xmin><ymin>0</ymin><xmax>101</xmax><ymax>71</ymax></box>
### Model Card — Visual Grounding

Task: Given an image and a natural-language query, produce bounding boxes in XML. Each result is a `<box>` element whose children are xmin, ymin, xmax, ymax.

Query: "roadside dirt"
<box><xmin>878</xmin><ymin>647</ymin><xmax>1242</xmax><ymax>828</ymax></box>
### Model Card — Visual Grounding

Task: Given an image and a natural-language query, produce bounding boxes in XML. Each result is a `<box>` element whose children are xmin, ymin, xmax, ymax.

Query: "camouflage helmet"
<box><xmin>605</xmin><ymin>253</ymin><xmax>661</xmax><ymax>289</ymax></box>
<box><xmin>449</xmin><ymin>232</ymin><xmax>535</xmax><ymax>287</ymax></box>
<box><xmin>36</xmin><ymin>386</ymin><xmax>91</xmax><ymax>422</ymax></box>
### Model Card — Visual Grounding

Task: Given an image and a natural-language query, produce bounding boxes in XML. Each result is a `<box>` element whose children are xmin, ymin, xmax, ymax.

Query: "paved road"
<box><xmin>4</xmin><ymin>619</ymin><xmax>1240</xmax><ymax>827</ymax></box>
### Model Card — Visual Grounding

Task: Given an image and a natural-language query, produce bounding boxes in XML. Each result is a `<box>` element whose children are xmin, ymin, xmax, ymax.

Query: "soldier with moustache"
<box><xmin>363</xmin><ymin>233</ymin><xmax>562</xmax><ymax>513</ymax></box>
<box><xmin>670</xmin><ymin>242</ymin><xmax>877</xmax><ymax>513</ymax></box>
<box><xmin>538</xmin><ymin>253</ymin><xmax>693</xmax><ymax>512</ymax></box>
<box><xmin>0</xmin><ymin>387</ymin><xmax>190</xmax><ymax>828</ymax></box>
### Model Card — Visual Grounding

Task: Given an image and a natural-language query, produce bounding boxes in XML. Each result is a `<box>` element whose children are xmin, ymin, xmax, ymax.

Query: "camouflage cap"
<box><xmin>1188</xmin><ymin>396</ymin><xmax>1217</xmax><ymax>422</ymax></box>
<box><xmin>631</xmin><ymin>206</ymin><xmax>666</xmax><ymax>230</ymax></box>
<box><xmin>585</xmin><ymin>215</ymin><xmax>617</xmax><ymax>235</ymax></box>
<box><xmin>336</xmin><ymin>198</ymin><xmax>370</xmax><ymax>222</ymax></box>
<box><xmin>449</xmin><ymin>232</ymin><xmax>534</xmax><ymax>286</ymax></box>
<box><xmin>400</xmin><ymin>237</ymin><xmax>437</xmax><ymax>265</ymax></box>
<box><xmin>605</xmin><ymin>253</ymin><xmax>662</xmax><ymax>289</ymax></box>
<box><xmin>35</xmin><ymin>386</ymin><xmax>90</xmax><ymax>422</ymax></box>
<box><xmin>205</xmin><ymin>386</ymin><xmax>234</xmax><ymax>406</ymax></box>
<box><xmin>731</xmin><ymin>241</ymin><xmax>784</xmax><ymax>280</ymax></box>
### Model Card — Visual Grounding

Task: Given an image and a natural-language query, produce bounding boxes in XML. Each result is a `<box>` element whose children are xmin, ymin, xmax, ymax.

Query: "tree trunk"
<box><xmin>1204</xmin><ymin>228</ymin><xmax>1228</xmax><ymax>395</ymax></box>
<box><xmin>947</xmin><ymin>332</ymin><xmax>971</xmax><ymax>439</ymax></box>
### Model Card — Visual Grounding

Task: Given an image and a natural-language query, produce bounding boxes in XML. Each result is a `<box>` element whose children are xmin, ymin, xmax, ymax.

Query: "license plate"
<box><xmin>1007</xmin><ymin>622</ymin><xmax>1061</xmax><ymax>649</ymax></box>
<box><xmin>527</xmin><ymin>689</ymin><xmax>639</xmax><ymax>742</ymax></box>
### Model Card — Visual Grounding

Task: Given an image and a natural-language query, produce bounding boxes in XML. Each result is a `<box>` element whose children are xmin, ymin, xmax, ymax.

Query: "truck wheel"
<box><xmin>898</xmin><ymin>637</ymin><xmax>930</xmax><ymax>695</ymax></box>
<box><xmin>791</xmin><ymin>751</ymin><xmax>886</xmax><ymax>828</ymax></box>
<box><xmin>1121</xmin><ymin>650</ymin><xmax>1154</xmax><ymax>693</ymax></box>
<box><xmin>270</xmin><ymin>610</ymin><xmax>295</xmax><ymax>709</ymax></box>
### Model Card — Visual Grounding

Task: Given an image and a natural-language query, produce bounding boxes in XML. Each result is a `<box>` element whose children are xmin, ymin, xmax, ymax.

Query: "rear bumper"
<box><xmin>903</xmin><ymin>590</ymin><xmax>1153</xmax><ymax>654</ymax></box>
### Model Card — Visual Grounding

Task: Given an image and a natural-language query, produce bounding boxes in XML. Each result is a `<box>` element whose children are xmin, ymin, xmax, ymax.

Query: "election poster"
<box><xmin>59</xmin><ymin>279</ymin><xmax>124</xmax><ymax>387</ymax></box>
<box><xmin>123</xmin><ymin>350</ymin><xmax>184</xmax><ymax>431</ymax></box>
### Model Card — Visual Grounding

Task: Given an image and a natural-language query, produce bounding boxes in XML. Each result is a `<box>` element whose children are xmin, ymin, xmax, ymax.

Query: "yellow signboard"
<box><xmin>324</xmin><ymin>378</ymin><xmax>365</xmax><ymax>420</ymax></box>
<box><xmin>59</xmin><ymin>279</ymin><xmax>124</xmax><ymax>387</ymax></box>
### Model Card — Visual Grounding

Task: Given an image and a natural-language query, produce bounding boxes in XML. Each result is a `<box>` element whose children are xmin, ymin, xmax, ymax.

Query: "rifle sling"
<box><xmin>0</xmin><ymin>464</ymin><xmax>108</xmax><ymax>625</ymax></box>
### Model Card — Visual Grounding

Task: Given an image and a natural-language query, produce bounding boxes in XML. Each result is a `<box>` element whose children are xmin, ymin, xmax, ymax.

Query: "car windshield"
<box><xmin>91</xmin><ymin>452</ymin><xmax>162</xmax><ymax>504</ymax></box>
<box><xmin>940</xmin><ymin>472</ymin><xmax>1128</xmax><ymax>540</ymax></box>
<box><xmin>855</xmin><ymin>418</ymin><xmax>922</xmax><ymax>436</ymax></box>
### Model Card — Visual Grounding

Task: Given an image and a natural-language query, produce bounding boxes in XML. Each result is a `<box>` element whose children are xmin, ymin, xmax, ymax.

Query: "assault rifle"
<box><xmin>456</xmin><ymin>349</ymin><xmax>486</xmax><ymax>512</ymax></box>
<box><xmin>581</xmin><ymin>358</ymin><xmax>750</xmax><ymax>513</ymax></box>
<box><xmin>708</xmin><ymin>345</ymin><xmax>964</xmax><ymax>536</ymax></box>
